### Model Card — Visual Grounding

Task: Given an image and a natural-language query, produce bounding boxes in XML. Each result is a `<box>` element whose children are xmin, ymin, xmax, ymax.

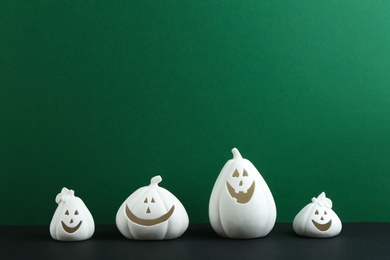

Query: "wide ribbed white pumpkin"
<box><xmin>293</xmin><ymin>192</ymin><xmax>342</xmax><ymax>238</ymax></box>
<box><xmin>116</xmin><ymin>175</ymin><xmax>189</xmax><ymax>240</ymax></box>
<box><xmin>50</xmin><ymin>187</ymin><xmax>95</xmax><ymax>241</ymax></box>
<box><xmin>209</xmin><ymin>148</ymin><xmax>276</xmax><ymax>239</ymax></box>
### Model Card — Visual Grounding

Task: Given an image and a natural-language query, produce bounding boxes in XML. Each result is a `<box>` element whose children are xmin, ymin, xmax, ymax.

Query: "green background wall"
<box><xmin>1</xmin><ymin>0</ymin><xmax>390</xmax><ymax>225</ymax></box>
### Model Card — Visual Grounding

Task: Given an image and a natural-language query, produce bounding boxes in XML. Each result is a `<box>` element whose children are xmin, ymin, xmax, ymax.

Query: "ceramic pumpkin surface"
<box><xmin>293</xmin><ymin>192</ymin><xmax>342</xmax><ymax>238</ymax></box>
<box><xmin>209</xmin><ymin>148</ymin><xmax>276</xmax><ymax>239</ymax></box>
<box><xmin>116</xmin><ymin>175</ymin><xmax>189</xmax><ymax>240</ymax></box>
<box><xmin>50</xmin><ymin>187</ymin><xmax>95</xmax><ymax>241</ymax></box>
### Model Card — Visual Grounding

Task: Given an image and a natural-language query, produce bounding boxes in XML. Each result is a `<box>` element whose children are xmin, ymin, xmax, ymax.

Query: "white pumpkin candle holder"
<box><xmin>50</xmin><ymin>187</ymin><xmax>95</xmax><ymax>241</ymax></box>
<box><xmin>116</xmin><ymin>175</ymin><xmax>189</xmax><ymax>240</ymax></box>
<box><xmin>293</xmin><ymin>192</ymin><xmax>342</xmax><ymax>238</ymax></box>
<box><xmin>209</xmin><ymin>148</ymin><xmax>277</xmax><ymax>239</ymax></box>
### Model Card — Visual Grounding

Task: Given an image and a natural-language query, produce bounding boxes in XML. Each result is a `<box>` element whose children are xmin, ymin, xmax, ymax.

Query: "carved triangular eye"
<box><xmin>151</xmin><ymin>198</ymin><xmax>155</xmax><ymax>203</ymax></box>
<box><xmin>232</xmin><ymin>169</ymin><xmax>239</xmax><ymax>177</ymax></box>
<box><xmin>324</xmin><ymin>211</ymin><xmax>327</xmax><ymax>215</ymax></box>
<box><xmin>243</xmin><ymin>170</ymin><xmax>248</xmax><ymax>177</ymax></box>
<box><xmin>65</xmin><ymin>210</ymin><xmax>69</xmax><ymax>215</ymax></box>
<box><xmin>75</xmin><ymin>210</ymin><xmax>79</xmax><ymax>215</ymax></box>
<box><xmin>315</xmin><ymin>210</ymin><xmax>319</xmax><ymax>215</ymax></box>
<box><xmin>144</xmin><ymin>198</ymin><xmax>148</xmax><ymax>203</ymax></box>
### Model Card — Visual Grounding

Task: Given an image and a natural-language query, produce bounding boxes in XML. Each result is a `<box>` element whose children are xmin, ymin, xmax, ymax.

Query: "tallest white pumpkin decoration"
<box><xmin>209</xmin><ymin>148</ymin><xmax>276</xmax><ymax>239</ymax></box>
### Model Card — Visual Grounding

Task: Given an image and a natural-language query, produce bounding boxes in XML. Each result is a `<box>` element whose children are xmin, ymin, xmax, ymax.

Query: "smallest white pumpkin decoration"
<box><xmin>293</xmin><ymin>192</ymin><xmax>342</xmax><ymax>238</ymax></box>
<box><xmin>116</xmin><ymin>175</ymin><xmax>189</xmax><ymax>240</ymax></box>
<box><xmin>50</xmin><ymin>187</ymin><xmax>95</xmax><ymax>241</ymax></box>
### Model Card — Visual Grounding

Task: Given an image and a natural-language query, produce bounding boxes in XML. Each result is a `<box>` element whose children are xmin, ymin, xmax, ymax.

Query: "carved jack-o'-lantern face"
<box><xmin>61</xmin><ymin>208</ymin><xmax>83</xmax><ymax>233</ymax></box>
<box><xmin>311</xmin><ymin>208</ymin><xmax>331</xmax><ymax>231</ymax></box>
<box><xmin>226</xmin><ymin>169</ymin><xmax>255</xmax><ymax>204</ymax></box>
<box><xmin>125</xmin><ymin>190</ymin><xmax>175</xmax><ymax>226</ymax></box>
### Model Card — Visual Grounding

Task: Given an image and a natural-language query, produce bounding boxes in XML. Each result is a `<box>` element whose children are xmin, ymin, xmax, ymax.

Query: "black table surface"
<box><xmin>1</xmin><ymin>223</ymin><xmax>389</xmax><ymax>259</ymax></box>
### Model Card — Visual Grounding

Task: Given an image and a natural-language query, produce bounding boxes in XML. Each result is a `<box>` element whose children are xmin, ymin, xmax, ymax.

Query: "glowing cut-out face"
<box><xmin>226</xmin><ymin>169</ymin><xmax>255</xmax><ymax>204</ymax></box>
<box><xmin>125</xmin><ymin>190</ymin><xmax>175</xmax><ymax>226</ymax></box>
<box><xmin>311</xmin><ymin>208</ymin><xmax>332</xmax><ymax>231</ymax></box>
<box><xmin>61</xmin><ymin>208</ymin><xmax>83</xmax><ymax>233</ymax></box>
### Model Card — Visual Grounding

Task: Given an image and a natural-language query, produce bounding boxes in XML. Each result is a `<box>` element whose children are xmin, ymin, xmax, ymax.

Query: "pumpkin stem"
<box><xmin>231</xmin><ymin>148</ymin><xmax>242</xmax><ymax>159</ymax></box>
<box><xmin>55</xmin><ymin>187</ymin><xmax>75</xmax><ymax>204</ymax></box>
<box><xmin>150</xmin><ymin>175</ymin><xmax>162</xmax><ymax>186</ymax></box>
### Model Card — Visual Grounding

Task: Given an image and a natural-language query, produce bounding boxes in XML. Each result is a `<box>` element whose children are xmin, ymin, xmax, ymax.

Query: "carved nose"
<box><xmin>146</xmin><ymin>207</ymin><xmax>151</xmax><ymax>214</ymax></box>
<box><xmin>70</xmin><ymin>219</ymin><xmax>74</xmax><ymax>224</ymax></box>
<box><xmin>321</xmin><ymin>217</ymin><xmax>324</xmax><ymax>221</ymax></box>
<box><xmin>239</xmin><ymin>180</ymin><xmax>243</xmax><ymax>186</ymax></box>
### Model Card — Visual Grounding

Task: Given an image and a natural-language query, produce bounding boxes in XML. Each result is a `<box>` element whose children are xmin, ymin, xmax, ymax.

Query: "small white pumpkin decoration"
<box><xmin>293</xmin><ymin>192</ymin><xmax>342</xmax><ymax>238</ymax></box>
<box><xmin>50</xmin><ymin>187</ymin><xmax>95</xmax><ymax>241</ymax></box>
<box><xmin>209</xmin><ymin>148</ymin><xmax>277</xmax><ymax>239</ymax></box>
<box><xmin>116</xmin><ymin>175</ymin><xmax>189</xmax><ymax>240</ymax></box>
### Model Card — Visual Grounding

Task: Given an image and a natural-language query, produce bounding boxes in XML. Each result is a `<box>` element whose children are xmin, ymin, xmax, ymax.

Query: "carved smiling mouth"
<box><xmin>226</xmin><ymin>181</ymin><xmax>255</xmax><ymax>204</ymax></box>
<box><xmin>125</xmin><ymin>204</ymin><xmax>175</xmax><ymax>226</ymax></box>
<box><xmin>61</xmin><ymin>221</ymin><xmax>82</xmax><ymax>234</ymax></box>
<box><xmin>312</xmin><ymin>219</ymin><xmax>332</xmax><ymax>231</ymax></box>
